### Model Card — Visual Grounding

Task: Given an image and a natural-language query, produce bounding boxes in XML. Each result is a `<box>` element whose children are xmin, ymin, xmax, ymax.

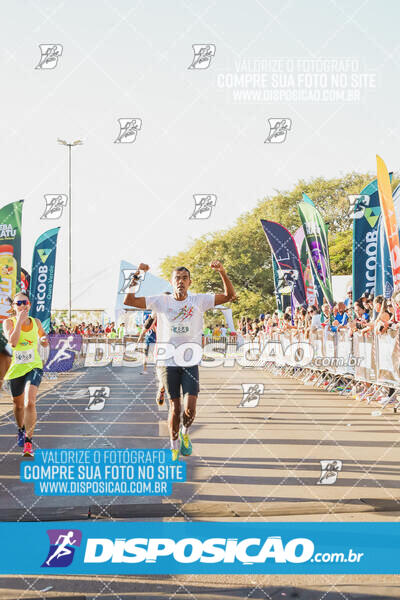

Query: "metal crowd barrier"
<box><xmin>261</xmin><ymin>328</ymin><xmax>400</xmax><ymax>388</ymax></box>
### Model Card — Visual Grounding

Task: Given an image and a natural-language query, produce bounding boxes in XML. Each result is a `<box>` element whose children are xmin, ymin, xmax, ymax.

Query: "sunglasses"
<box><xmin>14</xmin><ymin>300</ymin><xmax>28</xmax><ymax>306</ymax></box>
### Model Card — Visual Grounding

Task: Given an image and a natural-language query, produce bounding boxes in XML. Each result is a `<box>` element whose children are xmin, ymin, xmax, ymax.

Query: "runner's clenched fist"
<box><xmin>210</xmin><ymin>260</ymin><xmax>225</xmax><ymax>273</ymax></box>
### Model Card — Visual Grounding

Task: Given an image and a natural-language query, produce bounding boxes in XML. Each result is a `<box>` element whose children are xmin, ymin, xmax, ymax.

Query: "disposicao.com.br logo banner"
<box><xmin>0</xmin><ymin>522</ymin><xmax>398</xmax><ymax>574</ymax></box>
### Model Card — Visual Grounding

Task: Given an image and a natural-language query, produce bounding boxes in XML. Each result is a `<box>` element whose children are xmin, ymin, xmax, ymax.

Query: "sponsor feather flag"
<box><xmin>293</xmin><ymin>225</ymin><xmax>323</xmax><ymax>306</ymax></box>
<box><xmin>260</xmin><ymin>219</ymin><xmax>307</xmax><ymax>307</ymax></box>
<box><xmin>297</xmin><ymin>193</ymin><xmax>334</xmax><ymax>306</ymax></box>
<box><xmin>352</xmin><ymin>177</ymin><xmax>388</xmax><ymax>300</ymax></box>
<box><xmin>375</xmin><ymin>183</ymin><xmax>400</xmax><ymax>297</ymax></box>
<box><xmin>0</xmin><ymin>200</ymin><xmax>23</xmax><ymax>323</ymax></box>
<box><xmin>376</xmin><ymin>155</ymin><xmax>400</xmax><ymax>289</ymax></box>
<box><xmin>30</xmin><ymin>228</ymin><xmax>60</xmax><ymax>333</ymax></box>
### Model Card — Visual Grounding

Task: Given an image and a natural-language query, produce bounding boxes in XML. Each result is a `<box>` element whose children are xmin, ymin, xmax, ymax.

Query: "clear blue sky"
<box><xmin>1</xmin><ymin>0</ymin><xmax>399</xmax><ymax>309</ymax></box>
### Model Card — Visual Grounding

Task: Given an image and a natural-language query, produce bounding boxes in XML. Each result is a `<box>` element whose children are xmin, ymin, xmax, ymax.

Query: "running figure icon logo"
<box><xmin>119</xmin><ymin>269</ymin><xmax>146</xmax><ymax>294</ymax></box>
<box><xmin>188</xmin><ymin>44</ymin><xmax>216</xmax><ymax>69</ymax></box>
<box><xmin>41</xmin><ymin>194</ymin><xmax>68</xmax><ymax>220</ymax></box>
<box><xmin>189</xmin><ymin>195</ymin><xmax>217</xmax><ymax>220</ymax></box>
<box><xmin>44</xmin><ymin>335</ymin><xmax>82</xmax><ymax>373</ymax></box>
<box><xmin>114</xmin><ymin>118</ymin><xmax>142</xmax><ymax>143</ymax></box>
<box><xmin>86</xmin><ymin>386</ymin><xmax>110</xmax><ymax>411</ymax></box>
<box><xmin>35</xmin><ymin>44</ymin><xmax>63</xmax><ymax>69</ymax></box>
<box><xmin>276</xmin><ymin>269</ymin><xmax>299</xmax><ymax>294</ymax></box>
<box><xmin>239</xmin><ymin>383</ymin><xmax>264</xmax><ymax>408</ymax></box>
<box><xmin>41</xmin><ymin>529</ymin><xmax>82</xmax><ymax>568</ymax></box>
<box><xmin>347</xmin><ymin>194</ymin><xmax>381</xmax><ymax>227</ymax></box>
<box><xmin>317</xmin><ymin>460</ymin><xmax>343</xmax><ymax>485</ymax></box>
<box><xmin>265</xmin><ymin>118</ymin><xmax>292</xmax><ymax>143</ymax></box>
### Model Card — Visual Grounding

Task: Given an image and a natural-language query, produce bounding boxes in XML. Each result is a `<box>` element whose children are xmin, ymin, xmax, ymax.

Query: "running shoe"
<box><xmin>171</xmin><ymin>448</ymin><xmax>180</xmax><ymax>461</ymax></box>
<box><xmin>23</xmin><ymin>441</ymin><xmax>34</xmax><ymax>457</ymax></box>
<box><xmin>17</xmin><ymin>428</ymin><xmax>25</xmax><ymax>447</ymax></box>
<box><xmin>179</xmin><ymin>430</ymin><xmax>193</xmax><ymax>456</ymax></box>
<box><xmin>156</xmin><ymin>387</ymin><xmax>165</xmax><ymax>406</ymax></box>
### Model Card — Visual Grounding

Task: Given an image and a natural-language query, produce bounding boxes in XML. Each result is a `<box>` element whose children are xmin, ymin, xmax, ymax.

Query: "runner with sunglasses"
<box><xmin>3</xmin><ymin>292</ymin><xmax>49</xmax><ymax>457</ymax></box>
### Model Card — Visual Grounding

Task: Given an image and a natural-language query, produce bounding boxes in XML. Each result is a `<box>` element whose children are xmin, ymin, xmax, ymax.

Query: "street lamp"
<box><xmin>57</xmin><ymin>138</ymin><xmax>83</xmax><ymax>327</ymax></box>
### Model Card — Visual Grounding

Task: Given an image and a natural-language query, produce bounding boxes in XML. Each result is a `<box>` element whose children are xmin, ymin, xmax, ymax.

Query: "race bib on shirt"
<box><xmin>171</xmin><ymin>324</ymin><xmax>190</xmax><ymax>336</ymax></box>
<box><xmin>15</xmin><ymin>349</ymin><xmax>35</xmax><ymax>364</ymax></box>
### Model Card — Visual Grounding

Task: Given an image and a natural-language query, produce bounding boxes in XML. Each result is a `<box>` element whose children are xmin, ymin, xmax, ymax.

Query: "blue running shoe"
<box><xmin>17</xmin><ymin>428</ymin><xmax>25</xmax><ymax>447</ymax></box>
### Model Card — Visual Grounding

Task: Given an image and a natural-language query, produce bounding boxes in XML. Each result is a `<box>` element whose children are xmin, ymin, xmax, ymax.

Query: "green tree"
<box><xmin>329</xmin><ymin>230</ymin><xmax>352</xmax><ymax>275</ymax></box>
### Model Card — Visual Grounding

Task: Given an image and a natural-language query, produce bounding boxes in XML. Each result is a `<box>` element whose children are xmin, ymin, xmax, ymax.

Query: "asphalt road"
<box><xmin>0</xmin><ymin>360</ymin><xmax>400</xmax><ymax>519</ymax></box>
<box><xmin>0</xmin><ymin>360</ymin><xmax>399</xmax><ymax>597</ymax></box>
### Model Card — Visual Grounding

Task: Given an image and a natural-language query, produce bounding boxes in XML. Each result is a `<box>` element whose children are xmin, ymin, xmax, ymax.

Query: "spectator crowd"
<box><xmin>237</xmin><ymin>288</ymin><xmax>400</xmax><ymax>341</ymax></box>
<box><xmin>50</xmin><ymin>321</ymin><xmax>127</xmax><ymax>338</ymax></box>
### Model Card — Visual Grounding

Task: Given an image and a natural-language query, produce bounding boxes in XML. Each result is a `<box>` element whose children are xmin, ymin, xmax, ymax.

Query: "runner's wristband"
<box><xmin>128</xmin><ymin>274</ymin><xmax>140</xmax><ymax>292</ymax></box>
<box><xmin>144</xmin><ymin>317</ymin><xmax>155</xmax><ymax>330</ymax></box>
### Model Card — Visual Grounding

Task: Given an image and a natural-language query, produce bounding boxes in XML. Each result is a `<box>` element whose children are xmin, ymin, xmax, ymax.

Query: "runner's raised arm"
<box><xmin>123</xmin><ymin>262</ymin><xmax>149</xmax><ymax>309</ymax></box>
<box><xmin>211</xmin><ymin>261</ymin><xmax>236</xmax><ymax>306</ymax></box>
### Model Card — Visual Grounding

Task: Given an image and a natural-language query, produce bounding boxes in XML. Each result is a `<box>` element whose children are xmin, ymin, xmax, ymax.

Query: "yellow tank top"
<box><xmin>5</xmin><ymin>317</ymin><xmax>43</xmax><ymax>380</ymax></box>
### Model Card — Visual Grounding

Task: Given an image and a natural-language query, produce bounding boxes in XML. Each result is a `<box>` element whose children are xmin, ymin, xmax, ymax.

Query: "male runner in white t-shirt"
<box><xmin>124</xmin><ymin>261</ymin><xmax>235</xmax><ymax>460</ymax></box>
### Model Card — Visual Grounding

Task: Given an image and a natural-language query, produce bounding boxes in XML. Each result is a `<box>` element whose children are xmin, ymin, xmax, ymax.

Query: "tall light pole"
<box><xmin>57</xmin><ymin>138</ymin><xmax>83</xmax><ymax>327</ymax></box>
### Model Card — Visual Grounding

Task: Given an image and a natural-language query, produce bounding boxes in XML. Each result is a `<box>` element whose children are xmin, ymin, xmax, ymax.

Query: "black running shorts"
<box><xmin>8</xmin><ymin>368</ymin><xmax>43</xmax><ymax>398</ymax></box>
<box><xmin>157</xmin><ymin>365</ymin><xmax>200</xmax><ymax>399</ymax></box>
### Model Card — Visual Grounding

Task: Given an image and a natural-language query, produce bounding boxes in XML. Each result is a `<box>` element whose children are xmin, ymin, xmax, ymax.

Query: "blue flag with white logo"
<box><xmin>30</xmin><ymin>228</ymin><xmax>60</xmax><ymax>332</ymax></box>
